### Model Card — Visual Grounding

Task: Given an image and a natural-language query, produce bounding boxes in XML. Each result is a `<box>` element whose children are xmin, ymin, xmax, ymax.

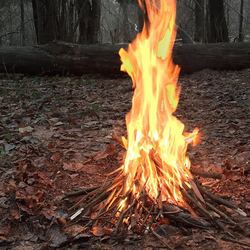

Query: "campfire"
<box><xmin>117</xmin><ymin>0</ymin><xmax>199</xmax><ymax>212</ymax></box>
<box><xmin>67</xmin><ymin>0</ymin><xmax>246</xmax><ymax>238</ymax></box>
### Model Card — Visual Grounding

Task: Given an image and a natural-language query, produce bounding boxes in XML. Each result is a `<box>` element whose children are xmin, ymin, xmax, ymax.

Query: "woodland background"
<box><xmin>0</xmin><ymin>0</ymin><xmax>249</xmax><ymax>47</ymax></box>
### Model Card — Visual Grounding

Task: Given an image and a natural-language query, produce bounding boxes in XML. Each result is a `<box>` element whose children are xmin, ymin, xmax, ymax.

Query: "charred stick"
<box><xmin>70</xmin><ymin>187</ymin><xmax>112</xmax><ymax>220</ymax></box>
<box><xmin>221</xmin><ymin>236</ymin><xmax>250</xmax><ymax>248</ymax></box>
<box><xmin>81</xmin><ymin>189</ymin><xmax>111</xmax><ymax>216</ymax></box>
<box><xmin>67</xmin><ymin>215</ymin><xmax>90</xmax><ymax>227</ymax></box>
<box><xmin>141</xmin><ymin>204</ymin><xmax>168</xmax><ymax>236</ymax></box>
<box><xmin>69</xmin><ymin>189</ymin><xmax>98</xmax><ymax>211</ymax></box>
<box><xmin>69</xmin><ymin>180</ymin><xmax>113</xmax><ymax>211</ymax></box>
<box><xmin>189</xmin><ymin>180</ymin><xmax>205</xmax><ymax>203</ymax></box>
<box><xmin>162</xmin><ymin>204</ymin><xmax>181</xmax><ymax>214</ymax></box>
<box><xmin>142</xmin><ymin>203</ymin><xmax>154</xmax><ymax>230</ymax></box>
<box><xmin>196</xmin><ymin>182</ymin><xmax>237</xmax><ymax>209</ymax></box>
<box><xmin>63</xmin><ymin>186</ymin><xmax>99</xmax><ymax>198</ymax></box>
<box><xmin>205</xmin><ymin>202</ymin><xmax>236</xmax><ymax>225</ymax></box>
<box><xmin>181</xmin><ymin>188</ymin><xmax>213</xmax><ymax>220</ymax></box>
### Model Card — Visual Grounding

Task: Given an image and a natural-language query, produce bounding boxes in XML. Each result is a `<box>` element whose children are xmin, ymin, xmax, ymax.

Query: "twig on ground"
<box><xmin>196</xmin><ymin>181</ymin><xmax>247</xmax><ymax>217</ymax></box>
<box><xmin>222</xmin><ymin>236</ymin><xmax>250</xmax><ymax>248</ymax></box>
<box><xmin>151</xmin><ymin>228</ymin><xmax>173</xmax><ymax>250</ymax></box>
<box><xmin>191</xmin><ymin>168</ymin><xmax>222</xmax><ymax>179</ymax></box>
<box><xmin>63</xmin><ymin>186</ymin><xmax>99</xmax><ymax>198</ymax></box>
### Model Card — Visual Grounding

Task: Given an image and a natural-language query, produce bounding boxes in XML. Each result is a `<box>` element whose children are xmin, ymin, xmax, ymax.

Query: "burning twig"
<box><xmin>114</xmin><ymin>199</ymin><xmax>136</xmax><ymax>233</ymax></box>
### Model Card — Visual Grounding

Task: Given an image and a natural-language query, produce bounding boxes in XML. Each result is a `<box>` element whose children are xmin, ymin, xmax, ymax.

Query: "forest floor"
<box><xmin>0</xmin><ymin>69</ymin><xmax>250</xmax><ymax>249</ymax></box>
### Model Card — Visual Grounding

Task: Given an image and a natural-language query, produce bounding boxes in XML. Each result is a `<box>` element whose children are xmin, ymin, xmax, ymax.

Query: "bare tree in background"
<box><xmin>88</xmin><ymin>0</ymin><xmax>101</xmax><ymax>43</ymax></box>
<box><xmin>115</xmin><ymin>0</ymin><xmax>131</xmax><ymax>42</ymax></box>
<box><xmin>0</xmin><ymin>0</ymin><xmax>248</xmax><ymax>46</ymax></box>
<box><xmin>207</xmin><ymin>0</ymin><xmax>229</xmax><ymax>42</ymax></box>
<box><xmin>194</xmin><ymin>0</ymin><xmax>205</xmax><ymax>42</ymax></box>
<box><xmin>0</xmin><ymin>2</ymin><xmax>4</xmax><ymax>46</ymax></box>
<box><xmin>32</xmin><ymin>0</ymin><xmax>58</xmax><ymax>44</ymax></box>
<box><xmin>116</xmin><ymin>0</ymin><xmax>140</xmax><ymax>42</ymax></box>
<box><xmin>20</xmin><ymin>0</ymin><xmax>25</xmax><ymax>45</ymax></box>
<box><xmin>239</xmin><ymin>0</ymin><xmax>244</xmax><ymax>41</ymax></box>
<box><xmin>77</xmin><ymin>0</ymin><xmax>101</xmax><ymax>44</ymax></box>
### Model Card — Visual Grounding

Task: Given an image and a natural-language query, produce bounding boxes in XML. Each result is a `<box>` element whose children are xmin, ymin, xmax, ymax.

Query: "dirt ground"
<box><xmin>0</xmin><ymin>69</ymin><xmax>250</xmax><ymax>249</ymax></box>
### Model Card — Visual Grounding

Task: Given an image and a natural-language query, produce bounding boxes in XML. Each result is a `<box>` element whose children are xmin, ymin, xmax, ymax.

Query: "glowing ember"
<box><xmin>117</xmin><ymin>0</ymin><xmax>199</xmax><ymax>211</ymax></box>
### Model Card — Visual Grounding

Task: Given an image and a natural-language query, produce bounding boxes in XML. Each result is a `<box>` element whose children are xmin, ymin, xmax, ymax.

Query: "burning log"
<box><xmin>0</xmin><ymin>41</ymin><xmax>249</xmax><ymax>76</ymax></box>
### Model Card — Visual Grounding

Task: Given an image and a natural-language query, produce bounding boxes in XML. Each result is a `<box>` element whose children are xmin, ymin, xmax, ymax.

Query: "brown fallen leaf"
<box><xmin>64</xmin><ymin>225</ymin><xmax>86</xmax><ymax>237</ymax></box>
<box><xmin>0</xmin><ymin>224</ymin><xmax>11</xmax><ymax>241</ymax></box>
<box><xmin>10</xmin><ymin>208</ymin><xmax>21</xmax><ymax>220</ymax></box>
<box><xmin>91</xmin><ymin>226</ymin><xmax>112</xmax><ymax>237</ymax></box>
<box><xmin>94</xmin><ymin>144</ymin><xmax>116</xmax><ymax>161</ymax></box>
<box><xmin>41</xmin><ymin>207</ymin><xmax>57</xmax><ymax>220</ymax></box>
<box><xmin>50</xmin><ymin>152</ymin><xmax>61</xmax><ymax>162</ymax></box>
<box><xmin>47</xmin><ymin>225</ymin><xmax>68</xmax><ymax>248</ymax></box>
<box><xmin>63</xmin><ymin>162</ymin><xmax>84</xmax><ymax>172</ymax></box>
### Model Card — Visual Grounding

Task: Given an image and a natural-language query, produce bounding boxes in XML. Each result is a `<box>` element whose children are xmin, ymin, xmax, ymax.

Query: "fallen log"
<box><xmin>0</xmin><ymin>41</ymin><xmax>249</xmax><ymax>76</ymax></box>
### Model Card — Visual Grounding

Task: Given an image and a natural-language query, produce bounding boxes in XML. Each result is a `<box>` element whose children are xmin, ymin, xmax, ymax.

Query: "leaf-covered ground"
<box><xmin>0</xmin><ymin>69</ymin><xmax>249</xmax><ymax>249</ymax></box>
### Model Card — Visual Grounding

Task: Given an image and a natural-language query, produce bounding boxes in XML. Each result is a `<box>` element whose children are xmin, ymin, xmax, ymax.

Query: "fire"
<box><xmin>117</xmin><ymin>0</ymin><xmax>199</xmax><ymax>210</ymax></box>
<box><xmin>69</xmin><ymin>0</ymin><xmax>242</xmax><ymax>233</ymax></box>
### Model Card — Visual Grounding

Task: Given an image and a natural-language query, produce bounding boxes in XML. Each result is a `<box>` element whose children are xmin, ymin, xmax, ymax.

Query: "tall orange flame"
<box><xmin>118</xmin><ymin>0</ymin><xmax>199</xmax><ymax>210</ymax></box>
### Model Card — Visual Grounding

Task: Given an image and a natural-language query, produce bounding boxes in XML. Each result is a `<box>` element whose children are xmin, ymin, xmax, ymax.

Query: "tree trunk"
<box><xmin>120</xmin><ymin>1</ymin><xmax>130</xmax><ymax>42</ymax></box>
<box><xmin>208</xmin><ymin>0</ymin><xmax>229</xmax><ymax>43</ymax></box>
<box><xmin>68</xmin><ymin>1</ymin><xmax>75</xmax><ymax>42</ymax></box>
<box><xmin>32</xmin><ymin>0</ymin><xmax>58</xmax><ymax>44</ymax></box>
<box><xmin>0</xmin><ymin>42</ymin><xmax>249</xmax><ymax>76</ymax></box>
<box><xmin>177</xmin><ymin>26</ymin><xmax>194</xmax><ymax>44</ymax></box>
<box><xmin>58</xmin><ymin>0</ymin><xmax>67</xmax><ymax>41</ymax></box>
<box><xmin>9</xmin><ymin>5</ymin><xmax>14</xmax><ymax>45</ymax></box>
<box><xmin>239</xmin><ymin>0</ymin><xmax>244</xmax><ymax>42</ymax></box>
<box><xmin>20</xmin><ymin>0</ymin><xmax>25</xmax><ymax>46</ymax></box>
<box><xmin>88</xmin><ymin>0</ymin><xmax>101</xmax><ymax>44</ymax></box>
<box><xmin>32</xmin><ymin>0</ymin><xmax>38</xmax><ymax>43</ymax></box>
<box><xmin>194</xmin><ymin>0</ymin><xmax>205</xmax><ymax>42</ymax></box>
<box><xmin>77</xmin><ymin>0</ymin><xmax>101</xmax><ymax>44</ymax></box>
<box><xmin>77</xmin><ymin>0</ymin><xmax>90</xmax><ymax>43</ymax></box>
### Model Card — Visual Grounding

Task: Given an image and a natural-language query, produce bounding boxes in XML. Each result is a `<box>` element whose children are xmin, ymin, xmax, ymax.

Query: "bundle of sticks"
<box><xmin>63</xmin><ymin>164</ymin><xmax>246</xmax><ymax>237</ymax></box>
